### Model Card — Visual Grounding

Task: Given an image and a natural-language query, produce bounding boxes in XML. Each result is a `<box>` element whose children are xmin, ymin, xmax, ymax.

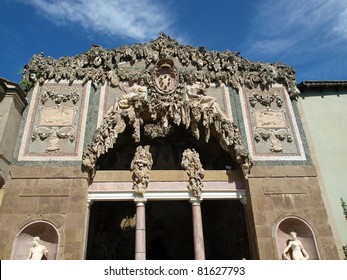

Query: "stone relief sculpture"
<box><xmin>130</xmin><ymin>145</ymin><xmax>153</xmax><ymax>195</ymax></box>
<box><xmin>186</xmin><ymin>78</ymin><xmax>228</xmax><ymax>120</ymax></box>
<box><xmin>117</xmin><ymin>78</ymin><xmax>148</xmax><ymax>109</ymax></box>
<box><xmin>19</xmin><ymin>33</ymin><xmax>303</xmax><ymax>176</ymax></box>
<box><xmin>282</xmin><ymin>231</ymin><xmax>309</xmax><ymax>260</ymax></box>
<box><xmin>181</xmin><ymin>148</ymin><xmax>204</xmax><ymax>198</ymax></box>
<box><xmin>82</xmin><ymin>56</ymin><xmax>253</xmax><ymax>179</ymax></box>
<box><xmin>27</xmin><ymin>236</ymin><xmax>48</xmax><ymax>260</ymax></box>
<box><xmin>249</xmin><ymin>88</ymin><xmax>293</xmax><ymax>153</ymax></box>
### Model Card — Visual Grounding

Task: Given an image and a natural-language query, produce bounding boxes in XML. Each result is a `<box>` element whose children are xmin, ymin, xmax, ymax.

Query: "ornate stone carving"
<box><xmin>21</xmin><ymin>33</ymin><xmax>299</xmax><ymax>99</ymax></box>
<box><xmin>117</xmin><ymin>78</ymin><xmax>148</xmax><ymax>109</ymax></box>
<box><xmin>130</xmin><ymin>145</ymin><xmax>153</xmax><ymax>195</ymax></box>
<box><xmin>83</xmin><ymin>95</ymin><xmax>252</xmax><ymax>178</ymax></box>
<box><xmin>32</xmin><ymin>126</ymin><xmax>75</xmax><ymax>152</ymax></box>
<box><xmin>41</xmin><ymin>87</ymin><xmax>80</xmax><ymax>104</ymax></box>
<box><xmin>77</xmin><ymin>35</ymin><xmax>254</xmax><ymax>178</ymax></box>
<box><xmin>181</xmin><ymin>148</ymin><xmax>204</xmax><ymax>198</ymax></box>
<box><xmin>249</xmin><ymin>91</ymin><xmax>283</xmax><ymax>108</ymax></box>
<box><xmin>152</xmin><ymin>58</ymin><xmax>178</xmax><ymax>94</ymax></box>
<box><xmin>253</xmin><ymin>109</ymin><xmax>292</xmax><ymax>153</ymax></box>
<box><xmin>29</xmin><ymin>83</ymin><xmax>80</xmax><ymax>154</ymax></box>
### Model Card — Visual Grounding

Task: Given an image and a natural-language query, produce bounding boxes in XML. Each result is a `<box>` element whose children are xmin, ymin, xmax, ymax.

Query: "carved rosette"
<box><xmin>181</xmin><ymin>148</ymin><xmax>204</xmax><ymax>198</ymax></box>
<box><xmin>130</xmin><ymin>145</ymin><xmax>153</xmax><ymax>195</ymax></box>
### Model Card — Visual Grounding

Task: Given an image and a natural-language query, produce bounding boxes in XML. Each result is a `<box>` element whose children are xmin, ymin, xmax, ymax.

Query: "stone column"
<box><xmin>135</xmin><ymin>198</ymin><xmax>147</xmax><ymax>260</ymax></box>
<box><xmin>82</xmin><ymin>199</ymin><xmax>93</xmax><ymax>259</ymax></box>
<box><xmin>190</xmin><ymin>197</ymin><xmax>205</xmax><ymax>260</ymax></box>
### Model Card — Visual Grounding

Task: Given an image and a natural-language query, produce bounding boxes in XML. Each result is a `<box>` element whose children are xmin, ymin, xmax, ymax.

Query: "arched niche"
<box><xmin>11</xmin><ymin>220</ymin><xmax>59</xmax><ymax>260</ymax></box>
<box><xmin>275</xmin><ymin>216</ymin><xmax>320</xmax><ymax>260</ymax></box>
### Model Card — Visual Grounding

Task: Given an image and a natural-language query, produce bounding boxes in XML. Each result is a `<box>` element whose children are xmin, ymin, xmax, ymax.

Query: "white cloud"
<box><xmin>25</xmin><ymin>0</ymin><xmax>172</xmax><ymax>40</ymax></box>
<box><xmin>246</xmin><ymin>0</ymin><xmax>347</xmax><ymax>57</ymax></box>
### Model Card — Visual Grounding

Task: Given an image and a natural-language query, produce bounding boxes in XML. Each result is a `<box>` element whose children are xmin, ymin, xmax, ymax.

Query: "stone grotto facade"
<box><xmin>0</xmin><ymin>34</ymin><xmax>339</xmax><ymax>260</ymax></box>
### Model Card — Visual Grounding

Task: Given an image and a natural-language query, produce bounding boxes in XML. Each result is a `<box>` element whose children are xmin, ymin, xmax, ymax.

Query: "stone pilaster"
<box><xmin>82</xmin><ymin>199</ymin><xmax>93</xmax><ymax>259</ymax></box>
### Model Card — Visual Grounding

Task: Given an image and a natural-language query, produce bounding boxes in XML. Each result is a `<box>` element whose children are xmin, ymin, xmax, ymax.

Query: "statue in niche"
<box><xmin>27</xmin><ymin>236</ymin><xmax>48</xmax><ymax>260</ymax></box>
<box><xmin>130</xmin><ymin>145</ymin><xmax>153</xmax><ymax>195</ymax></box>
<box><xmin>282</xmin><ymin>231</ymin><xmax>309</xmax><ymax>260</ymax></box>
<box><xmin>118</xmin><ymin>78</ymin><xmax>148</xmax><ymax>109</ymax></box>
<box><xmin>181</xmin><ymin>148</ymin><xmax>204</xmax><ymax>198</ymax></box>
<box><xmin>186</xmin><ymin>79</ymin><xmax>228</xmax><ymax>119</ymax></box>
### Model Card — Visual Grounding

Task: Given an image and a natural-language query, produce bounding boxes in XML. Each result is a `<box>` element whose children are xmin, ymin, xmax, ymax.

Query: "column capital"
<box><xmin>189</xmin><ymin>196</ymin><xmax>203</xmax><ymax>205</ymax></box>
<box><xmin>134</xmin><ymin>197</ymin><xmax>147</xmax><ymax>205</ymax></box>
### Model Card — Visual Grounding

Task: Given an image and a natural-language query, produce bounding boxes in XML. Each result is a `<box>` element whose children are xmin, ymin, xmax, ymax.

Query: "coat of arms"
<box><xmin>152</xmin><ymin>58</ymin><xmax>178</xmax><ymax>94</ymax></box>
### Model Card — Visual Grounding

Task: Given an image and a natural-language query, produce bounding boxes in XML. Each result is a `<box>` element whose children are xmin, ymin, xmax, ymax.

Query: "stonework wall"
<box><xmin>0</xmin><ymin>166</ymin><xmax>89</xmax><ymax>260</ymax></box>
<box><xmin>247</xmin><ymin>166</ymin><xmax>339</xmax><ymax>259</ymax></box>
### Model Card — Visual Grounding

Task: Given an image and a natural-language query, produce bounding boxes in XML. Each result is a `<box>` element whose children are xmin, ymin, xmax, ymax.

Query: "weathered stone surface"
<box><xmin>247</xmin><ymin>172</ymin><xmax>339</xmax><ymax>260</ymax></box>
<box><xmin>0</xmin><ymin>174</ymin><xmax>88</xmax><ymax>260</ymax></box>
<box><xmin>10</xmin><ymin>166</ymin><xmax>88</xmax><ymax>179</ymax></box>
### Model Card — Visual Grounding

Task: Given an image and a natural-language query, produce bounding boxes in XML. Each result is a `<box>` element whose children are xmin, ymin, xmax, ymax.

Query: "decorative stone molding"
<box><xmin>181</xmin><ymin>148</ymin><xmax>205</xmax><ymax>198</ymax></box>
<box><xmin>130</xmin><ymin>145</ymin><xmax>153</xmax><ymax>195</ymax></box>
<box><xmin>21</xmin><ymin>33</ymin><xmax>299</xmax><ymax>99</ymax></box>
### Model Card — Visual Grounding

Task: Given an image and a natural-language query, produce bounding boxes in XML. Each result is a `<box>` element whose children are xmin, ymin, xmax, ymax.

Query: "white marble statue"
<box><xmin>282</xmin><ymin>231</ymin><xmax>309</xmax><ymax>260</ymax></box>
<box><xmin>27</xmin><ymin>236</ymin><xmax>48</xmax><ymax>260</ymax></box>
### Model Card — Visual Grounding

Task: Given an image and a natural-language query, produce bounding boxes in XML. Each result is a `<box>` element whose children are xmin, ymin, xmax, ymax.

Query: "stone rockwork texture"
<box><xmin>247</xmin><ymin>165</ymin><xmax>339</xmax><ymax>259</ymax></box>
<box><xmin>0</xmin><ymin>166</ymin><xmax>88</xmax><ymax>260</ymax></box>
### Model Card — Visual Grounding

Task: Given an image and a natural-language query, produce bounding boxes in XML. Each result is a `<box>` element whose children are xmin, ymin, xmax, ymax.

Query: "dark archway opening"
<box><xmin>86</xmin><ymin>201</ymin><xmax>136</xmax><ymax>260</ymax></box>
<box><xmin>202</xmin><ymin>200</ymin><xmax>251</xmax><ymax>260</ymax></box>
<box><xmin>146</xmin><ymin>201</ymin><xmax>194</xmax><ymax>260</ymax></box>
<box><xmin>96</xmin><ymin>124</ymin><xmax>237</xmax><ymax>171</ymax></box>
<box><xmin>86</xmin><ymin>200</ymin><xmax>250</xmax><ymax>260</ymax></box>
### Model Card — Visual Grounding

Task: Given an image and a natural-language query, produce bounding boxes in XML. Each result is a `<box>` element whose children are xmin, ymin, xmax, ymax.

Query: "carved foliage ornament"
<box><xmin>21</xmin><ymin>33</ymin><xmax>299</xmax><ymax>99</ymax></box>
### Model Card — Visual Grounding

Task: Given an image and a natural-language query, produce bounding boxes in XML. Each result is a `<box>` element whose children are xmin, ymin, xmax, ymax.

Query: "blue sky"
<box><xmin>1</xmin><ymin>0</ymin><xmax>347</xmax><ymax>84</ymax></box>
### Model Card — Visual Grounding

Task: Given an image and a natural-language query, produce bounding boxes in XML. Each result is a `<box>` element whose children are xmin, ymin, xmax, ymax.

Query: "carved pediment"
<box><xmin>21</xmin><ymin>33</ymin><xmax>298</xmax><ymax>99</ymax></box>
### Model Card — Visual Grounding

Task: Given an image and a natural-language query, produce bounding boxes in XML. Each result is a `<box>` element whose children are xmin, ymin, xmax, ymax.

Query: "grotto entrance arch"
<box><xmin>82</xmin><ymin>57</ymin><xmax>253</xmax><ymax>260</ymax></box>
